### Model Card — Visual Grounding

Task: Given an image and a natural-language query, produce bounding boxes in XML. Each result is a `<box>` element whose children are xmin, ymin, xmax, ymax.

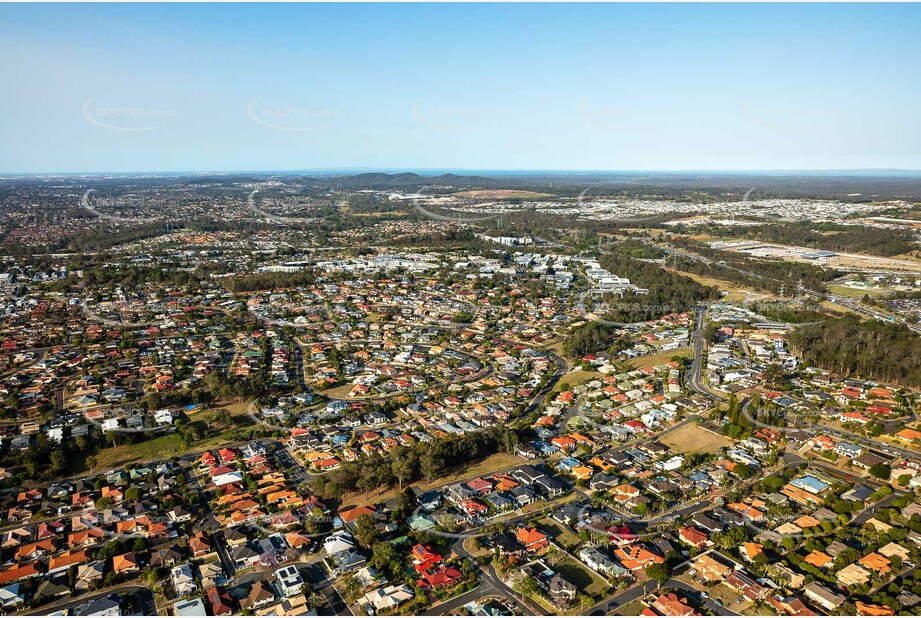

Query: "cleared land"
<box><xmin>614</xmin><ymin>600</ymin><xmax>647</xmax><ymax>616</ymax></box>
<box><xmin>453</xmin><ymin>190</ymin><xmax>554</xmax><ymax>199</ymax></box>
<box><xmin>662</xmin><ymin>266</ymin><xmax>774</xmax><ymax>303</ymax></box>
<box><xmin>320</xmin><ymin>383</ymin><xmax>357</xmax><ymax>399</ymax></box>
<box><xmin>622</xmin><ymin>347</ymin><xmax>691</xmax><ymax>371</ymax></box>
<box><xmin>659</xmin><ymin>423</ymin><xmax>732</xmax><ymax>454</ymax></box>
<box><xmin>828</xmin><ymin>284</ymin><xmax>891</xmax><ymax>298</ymax></box>
<box><xmin>555</xmin><ymin>370</ymin><xmax>602</xmax><ymax>392</ymax></box>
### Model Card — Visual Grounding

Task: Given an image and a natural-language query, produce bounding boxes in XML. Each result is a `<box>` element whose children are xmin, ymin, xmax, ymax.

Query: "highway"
<box><xmin>686</xmin><ymin>306</ymin><xmax>725</xmax><ymax>400</ymax></box>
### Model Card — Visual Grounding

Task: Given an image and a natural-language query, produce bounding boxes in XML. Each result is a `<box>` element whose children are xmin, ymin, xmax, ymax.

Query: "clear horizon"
<box><xmin>1</xmin><ymin>3</ymin><xmax>919</xmax><ymax>173</ymax></box>
<box><xmin>4</xmin><ymin>168</ymin><xmax>921</xmax><ymax>179</ymax></box>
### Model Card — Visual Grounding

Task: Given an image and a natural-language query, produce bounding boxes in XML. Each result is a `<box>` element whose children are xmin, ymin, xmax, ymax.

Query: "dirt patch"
<box><xmin>623</xmin><ymin>348</ymin><xmax>691</xmax><ymax>371</ymax></box>
<box><xmin>659</xmin><ymin>423</ymin><xmax>732</xmax><ymax>454</ymax></box>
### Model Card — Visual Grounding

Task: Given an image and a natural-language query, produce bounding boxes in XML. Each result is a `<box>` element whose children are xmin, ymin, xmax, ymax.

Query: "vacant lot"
<box><xmin>555</xmin><ymin>370</ymin><xmax>602</xmax><ymax>392</ymax></box>
<box><xmin>623</xmin><ymin>347</ymin><xmax>691</xmax><ymax>371</ymax></box>
<box><xmin>319</xmin><ymin>383</ymin><xmax>356</xmax><ymax>399</ymax></box>
<box><xmin>538</xmin><ymin>519</ymin><xmax>582</xmax><ymax>551</ymax></box>
<box><xmin>554</xmin><ymin>555</ymin><xmax>610</xmax><ymax>597</ymax></box>
<box><xmin>659</xmin><ymin>423</ymin><xmax>732</xmax><ymax>455</ymax></box>
<box><xmin>90</xmin><ymin>433</ymin><xmax>186</xmax><ymax>471</ymax></box>
<box><xmin>83</xmin><ymin>399</ymin><xmax>258</xmax><ymax>472</ymax></box>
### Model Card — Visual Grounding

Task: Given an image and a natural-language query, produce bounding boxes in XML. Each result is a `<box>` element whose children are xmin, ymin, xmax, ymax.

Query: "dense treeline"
<box><xmin>789</xmin><ymin>316</ymin><xmax>921</xmax><ymax>386</ymax></box>
<box><xmin>702</xmin><ymin>222</ymin><xmax>917</xmax><ymax>257</ymax></box>
<box><xmin>221</xmin><ymin>270</ymin><xmax>317</xmax><ymax>293</ymax></box>
<box><xmin>347</xmin><ymin>193</ymin><xmax>395</xmax><ymax>213</ymax></box>
<box><xmin>598</xmin><ymin>251</ymin><xmax>721</xmax><ymax>322</ymax></box>
<box><xmin>613</xmin><ymin>239</ymin><xmax>667</xmax><ymax>260</ymax></box>
<box><xmin>389</xmin><ymin>227</ymin><xmax>478</xmax><ymax>248</ymax></box>
<box><xmin>314</xmin><ymin>426</ymin><xmax>520</xmax><ymax>498</ymax></box>
<box><xmin>563</xmin><ymin>322</ymin><xmax>614</xmax><ymax>358</ymax></box>
<box><xmin>78</xmin><ymin>265</ymin><xmax>201</xmax><ymax>290</ymax></box>
<box><xmin>67</xmin><ymin>223</ymin><xmax>175</xmax><ymax>253</ymax></box>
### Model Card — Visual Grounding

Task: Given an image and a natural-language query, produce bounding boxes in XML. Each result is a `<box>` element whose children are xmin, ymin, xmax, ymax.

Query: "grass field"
<box><xmin>91</xmin><ymin>433</ymin><xmax>187</xmax><ymax>470</ymax></box>
<box><xmin>828</xmin><ymin>284</ymin><xmax>890</xmax><ymax>298</ymax></box>
<box><xmin>339</xmin><ymin>452</ymin><xmax>525</xmax><ymax>509</ymax></box>
<box><xmin>623</xmin><ymin>347</ymin><xmax>691</xmax><ymax>371</ymax></box>
<box><xmin>820</xmin><ymin>300</ymin><xmax>865</xmax><ymax>317</ymax></box>
<box><xmin>659</xmin><ymin>423</ymin><xmax>732</xmax><ymax>455</ymax></box>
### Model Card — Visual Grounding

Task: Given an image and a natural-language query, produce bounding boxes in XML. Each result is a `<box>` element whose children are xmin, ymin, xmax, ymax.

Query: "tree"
<box><xmin>563</xmin><ymin>322</ymin><xmax>613</xmax><ymax>358</ymax></box>
<box><xmin>733</xmin><ymin>463</ymin><xmax>754</xmax><ymax>480</ymax></box>
<box><xmin>353</xmin><ymin>514</ymin><xmax>380</xmax><ymax>549</ymax></box>
<box><xmin>392</xmin><ymin>451</ymin><xmax>415</xmax><ymax>491</ymax></box>
<box><xmin>763</xmin><ymin>363</ymin><xmax>786</xmax><ymax>389</ymax></box>
<box><xmin>396</xmin><ymin>487</ymin><xmax>417</xmax><ymax>519</ymax></box>
<box><xmin>370</xmin><ymin>541</ymin><xmax>399</xmax><ymax>581</ymax></box>
<box><xmin>869</xmin><ymin>463</ymin><xmax>892</xmax><ymax>480</ymax></box>
<box><xmin>646</xmin><ymin>562</ymin><xmax>672</xmax><ymax>585</ymax></box>
<box><xmin>124</xmin><ymin>486</ymin><xmax>141</xmax><ymax>503</ymax></box>
<box><xmin>340</xmin><ymin>572</ymin><xmax>361</xmax><ymax>602</ymax></box>
<box><xmin>515</xmin><ymin>576</ymin><xmax>539</xmax><ymax>597</ymax></box>
<box><xmin>419</xmin><ymin>452</ymin><xmax>444</xmax><ymax>481</ymax></box>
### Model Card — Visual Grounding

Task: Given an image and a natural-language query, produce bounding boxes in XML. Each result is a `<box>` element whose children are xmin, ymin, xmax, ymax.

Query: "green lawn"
<box><xmin>613</xmin><ymin>599</ymin><xmax>647</xmax><ymax>616</ymax></box>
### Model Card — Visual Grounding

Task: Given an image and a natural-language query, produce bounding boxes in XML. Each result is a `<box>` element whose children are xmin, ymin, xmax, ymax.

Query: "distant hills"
<box><xmin>6</xmin><ymin>170</ymin><xmax>920</xmax><ymax>201</ymax></box>
<box><xmin>324</xmin><ymin>171</ymin><xmax>921</xmax><ymax>200</ymax></box>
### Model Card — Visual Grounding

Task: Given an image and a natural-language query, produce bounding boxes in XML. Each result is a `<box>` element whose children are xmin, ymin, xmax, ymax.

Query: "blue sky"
<box><xmin>1</xmin><ymin>3</ymin><xmax>919</xmax><ymax>173</ymax></box>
